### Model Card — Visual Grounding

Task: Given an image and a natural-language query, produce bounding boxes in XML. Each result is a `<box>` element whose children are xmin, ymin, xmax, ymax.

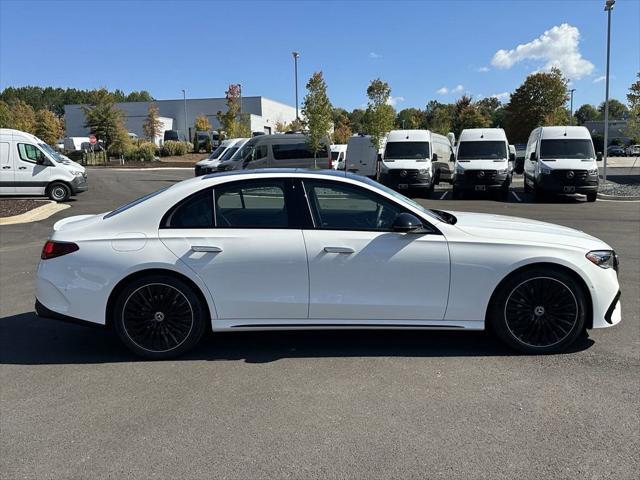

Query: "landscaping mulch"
<box><xmin>599</xmin><ymin>177</ymin><xmax>640</xmax><ymax>198</ymax></box>
<box><xmin>0</xmin><ymin>199</ymin><xmax>49</xmax><ymax>218</ymax></box>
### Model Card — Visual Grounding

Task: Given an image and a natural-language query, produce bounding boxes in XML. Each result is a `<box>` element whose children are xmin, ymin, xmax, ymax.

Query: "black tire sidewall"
<box><xmin>489</xmin><ymin>268</ymin><xmax>587</xmax><ymax>354</ymax></box>
<box><xmin>113</xmin><ymin>275</ymin><xmax>207</xmax><ymax>359</ymax></box>
<box><xmin>48</xmin><ymin>182</ymin><xmax>70</xmax><ymax>202</ymax></box>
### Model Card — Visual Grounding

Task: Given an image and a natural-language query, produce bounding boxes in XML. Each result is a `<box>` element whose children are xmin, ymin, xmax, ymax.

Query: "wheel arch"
<box><xmin>105</xmin><ymin>268</ymin><xmax>213</xmax><ymax>330</ymax></box>
<box><xmin>486</xmin><ymin>262</ymin><xmax>594</xmax><ymax>330</ymax></box>
<box><xmin>47</xmin><ymin>179</ymin><xmax>72</xmax><ymax>197</ymax></box>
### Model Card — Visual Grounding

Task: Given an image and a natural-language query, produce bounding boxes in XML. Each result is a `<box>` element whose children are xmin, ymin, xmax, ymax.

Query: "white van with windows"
<box><xmin>330</xmin><ymin>144</ymin><xmax>347</xmax><ymax>170</ymax></box>
<box><xmin>0</xmin><ymin>129</ymin><xmax>87</xmax><ymax>202</ymax></box>
<box><xmin>380</xmin><ymin>130</ymin><xmax>451</xmax><ymax>196</ymax></box>
<box><xmin>344</xmin><ymin>135</ymin><xmax>378</xmax><ymax>177</ymax></box>
<box><xmin>453</xmin><ymin>128</ymin><xmax>513</xmax><ymax>200</ymax></box>
<box><xmin>194</xmin><ymin>138</ymin><xmax>247</xmax><ymax>176</ymax></box>
<box><xmin>524</xmin><ymin>126</ymin><xmax>600</xmax><ymax>202</ymax></box>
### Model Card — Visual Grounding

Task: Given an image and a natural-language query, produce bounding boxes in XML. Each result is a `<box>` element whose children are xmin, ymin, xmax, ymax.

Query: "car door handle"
<box><xmin>1</xmin><ymin>166</ymin><xmax>10</xmax><ymax>169</ymax></box>
<box><xmin>323</xmin><ymin>246</ymin><xmax>355</xmax><ymax>254</ymax></box>
<box><xmin>191</xmin><ymin>245</ymin><xmax>223</xmax><ymax>253</ymax></box>
<box><xmin>18</xmin><ymin>166</ymin><xmax>27</xmax><ymax>170</ymax></box>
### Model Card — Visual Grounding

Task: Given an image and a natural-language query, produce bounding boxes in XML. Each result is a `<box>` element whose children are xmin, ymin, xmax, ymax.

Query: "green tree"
<box><xmin>216</xmin><ymin>84</ymin><xmax>245</xmax><ymax>139</ymax></box>
<box><xmin>623</xmin><ymin>72</ymin><xmax>640</xmax><ymax>142</ymax></box>
<box><xmin>347</xmin><ymin>108</ymin><xmax>367</xmax><ymax>133</ymax></box>
<box><xmin>598</xmin><ymin>99</ymin><xmax>629</xmax><ymax>120</ymax></box>
<box><xmin>395</xmin><ymin>108</ymin><xmax>423</xmax><ymax>129</ymax></box>
<box><xmin>504</xmin><ymin>68</ymin><xmax>569</xmax><ymax>143</ymax></box>
<box><xmin>332</xmin><ymin>115</ymin><xmax>352</xmax><ymax>144</ymax></box>
<box><xmin>9</xmin><ymin>100</ymin><xmax>37</xmax><ymax>133</ymax></box>
<box><xmin>476</xmin><ymin>97</ymin><xmax>505</xmax><ymax>127</ymax></box>
<box><xmin>363</xmin><ymin>78</ymin><xmax>396</xmax><ymax>150</ymax></box>
<box><xmin>81</xmin><ymin>89</ymin><xmax>129</xmax><ymax>152</ymax></box>
<box><xmin>424</xmin><ymin>101</ymin><xmax>455</xmax><ymax>135</ymax></box>
<box><xmin>457</xmin><ymin>104</ymin><xmax>490</xmax><ymax>133</ymax></box>
<box><xmin>142</xmin><ymin>104</ymin><xmax>163</xmax><ymax>141</ymax></box>
<box><xmin>574</xmin><ymin>104</ymin><xmax>599</xmax><ymax>125</ymax></box>
<box><xmin>0</xmin><ymin>100</ymin><xmax>12</xmax><ymax>128</ymax></box>
<box><xmin>301</xmin><ymin>72</ymin><xmax>333</xmax><ymax>162</ymax></box>
<box><xmin>34</xmin><ymin>109</ymin><xmax>64</xmax><ymax>145</ymax></box>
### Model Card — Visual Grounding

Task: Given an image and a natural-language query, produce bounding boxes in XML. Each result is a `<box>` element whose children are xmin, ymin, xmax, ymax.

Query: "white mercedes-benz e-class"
<box><xmin>35</xmin><ymin>170</ymin><xmax>621</xmax><ymax>358</ymax></box>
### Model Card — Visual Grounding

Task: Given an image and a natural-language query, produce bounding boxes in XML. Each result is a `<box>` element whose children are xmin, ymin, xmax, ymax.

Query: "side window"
<box><xmin>215</xmin><ymin>180</ymin><xmax>289</xmax><ymax>228</ymax></box>
<box><xmin>304</xmin><ymin>180</ymin><xmax>404</xmax><ymax>231</ymax></box>
<box><xmin>17</xmin><ymin>143</ymin><xmax>44</xmax><ymax>163</ymax></box>
<box><xmin>272</xmin><ymin>142</ymin><xmax>328</xmax><ymax>160</ymax></box>
<box><xmin>0</xmin><ymin>142</ymin><xmax>10</xmax><ymax>166</ymax></box>
<box><xmin>163</xmin><ymin>188</ymin><xmax>214</xmax><ymax>228</ymax></box>
<box><xmin>254</xmin><ymin>144</ymin><xmax>268</xmax><ymax>160</ymax></box>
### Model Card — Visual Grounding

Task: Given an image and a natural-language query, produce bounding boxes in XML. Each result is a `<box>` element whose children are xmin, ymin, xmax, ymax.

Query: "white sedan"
<box><xmin>35</xmin><ymin>170</ymin><xmax>622</xmax><ymax>359</ymax></box>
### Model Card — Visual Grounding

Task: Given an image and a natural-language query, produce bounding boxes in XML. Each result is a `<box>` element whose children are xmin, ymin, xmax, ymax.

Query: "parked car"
<box><xmin>163</xmin><ymin>130</ymin><xmax>188</xmax><ymax>143</ymax></box>
<box><xmin>35</xmin><ymin>169</ymin><xmax>621</xmax><ymax>359</ymax></box>
<box><xmin>626</xmin><ymin>144</ymin><xmax>640</xmax><ymax>156</ymax></box>
<box><xmin>607</xmin><ymin>145</ymin><xmax>626</xmax><ymax>157</ymax></box>
<box><xmin>344</xmin><ymin>135</ymin><xmax>378</xmax><ymax>177</ymax></box>
<box><xmin>524</xmin><ymin>126</ymin><xmax>600</xmax><ymax>202</ymax></box>
<box><xmin>0</xmin><ymin>128</ymin><xmax>87</xmax><ymax>201</ymax></box>
<box><xmin>194</xmin><ymin>138</ymin><xmax>248</xmax><ymax>176</ymax></box>
<box><xmin>215</xmin><ymin>133</ymin><xmax>331</xmax><ymax>171</ymax></box>
<box><xmin>330</xmin><ymin>144</ymin><xmax>347</xmax><ymax>170</ymax></box>
<box><xmin>452</xmin><ymin>128</ymin><xmax>513</xmax><ymax>200</ymax></box>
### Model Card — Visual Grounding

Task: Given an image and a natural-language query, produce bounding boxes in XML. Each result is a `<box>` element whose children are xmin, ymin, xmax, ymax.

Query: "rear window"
<box><xmin>457</xmin><ymin>141</ymin><xmax>507</xmax><ymax>160</ymax></box>
<box><xmin>272</xmin><ymin>142</ymin><xmax>328</xmax><ymax>160</ymax></box>
<box><xmin>540</xmin><ymin>139</ymin><xmax>595</xmax><ymax>159</ymax></box>
<box><xmin>104</xmin><ymin>187</ymin><xmax>169</xmax><ymax>219</ymax></box>
<box><xmin>384</xmin><ymin>142</ymin><xmax>430</xmax><ymax>161</ymax></box>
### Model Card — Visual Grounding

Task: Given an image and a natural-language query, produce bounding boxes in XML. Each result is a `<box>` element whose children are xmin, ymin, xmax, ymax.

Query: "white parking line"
<box><xmin>511</xmin><ymin>191</ymin><xmax>522</xmax><ymax>202</ymax></box>
<box><xmin>439</xmin><ymin>191</ymin><xmax>448</xmax><ymax>200</ymax></box>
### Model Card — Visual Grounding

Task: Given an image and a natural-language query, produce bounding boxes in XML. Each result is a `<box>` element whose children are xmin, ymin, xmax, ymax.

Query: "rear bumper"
<box><xmin>35</xmin><ymin>299</ymin><xmax>104</xmax><ymax>328</ymax></box>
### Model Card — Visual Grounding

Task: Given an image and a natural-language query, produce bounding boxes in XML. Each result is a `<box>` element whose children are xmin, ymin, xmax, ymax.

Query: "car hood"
<box><xmin>456</xmin><ymin>159</ymin><xmax>508</xmax><ymax>170</ymax></box>
<box><xmin>450</xmin><ymin>211</ymin><xmax>610</xmax><ymax>250</ymax></box>
<box><xmin>539</xmin><ymin>159</ymin><xmax>598</xmax><ymax>169</ymax></box>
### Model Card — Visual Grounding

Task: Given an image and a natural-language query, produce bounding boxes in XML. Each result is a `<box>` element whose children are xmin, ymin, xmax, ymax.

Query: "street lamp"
<box><xmin>603</xmin><ymin>0</ymin><xmax>615</xmax><ymax>181</ymax></box>
<box><xmin>569</xmin><ymin>88</ymin><xmax>576</xmax><ymax>125</ymax></box>
<box><xmin>181</xmin><ymin>89</ymin><xmax>188</xmax><ymax>142</ymax></box>
<box><xmin>238</xmin><ymin>83</ymin><xmax>242</xmax><ymax>116</ymax></box>
<box><xmin>292</xmin><ymin>51</ymin><xmax>300</xmax><ymax>120</ymax></box>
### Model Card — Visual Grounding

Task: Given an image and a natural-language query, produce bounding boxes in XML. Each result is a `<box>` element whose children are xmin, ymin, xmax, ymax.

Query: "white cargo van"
<box><xmin>380</xmin><ymin>130</ymin><xmax>450</xmax><ymax>196</ymax></box>
<box><xmin>194</xmin><ymin>138</ymin><xmax>248</xmax><ymax>176</ymax></box>
<box><xmin>0</xmin><ymin>129</ymin><xmax>87</xmax><ymax>201</ymax></box>
<box><xmin>524</xmin><ymin>126</ymin><xmax>600</xmax><ymax>202</ymax></box>
<box><xmin>344</xmin><ymin>135</ymin><xmax>378</xmax><ymax>177</ymax></box>
<box><xmin>330</xmin><ymin>144</ymin><xmax>347</xmax><ymax>170</ymax></box>
<box><xmin>453</xmin><ymin>128</ymin><xmax>513</xmax><ymax>199</ymax></box>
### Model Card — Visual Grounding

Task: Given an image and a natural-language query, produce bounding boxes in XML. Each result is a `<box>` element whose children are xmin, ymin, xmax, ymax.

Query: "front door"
<box><xmin>14</xmin><ymin>143</ymin><xmax>50</xmax><ymax>195</ymax></box>
<box><xmin>159</xmin><ymin>178</ymin><xmax>309</xmax><ymax>320</ymax></box>
<box><xmin>300</xmin><ymin>179</ymin><xmax>450</xmax><ymax>321</ymax></box>
<box><xmin>0</xmin><ymin>141</ymin><xmax>14</xmax><ymax>194</ymax></box>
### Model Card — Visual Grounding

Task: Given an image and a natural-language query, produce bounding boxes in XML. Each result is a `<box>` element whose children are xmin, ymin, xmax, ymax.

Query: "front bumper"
<box><xmin>380</xmin><ymin>170</ymin><xmax>432</xmax><ymax>190</ymax></box>
<box><xmin>537</xmin><ymin>171</ymin><xmax>598</xmax><ymax>193</ymax></box>
<box><xmin>71</xmin><ymin>174</ymin><xmax>88</xmax><ymax>194</ymax></box>
<box><xmin>454</xmin><ymin>171</ymin><xmax>509</xmax><ymax>190</ymax></box>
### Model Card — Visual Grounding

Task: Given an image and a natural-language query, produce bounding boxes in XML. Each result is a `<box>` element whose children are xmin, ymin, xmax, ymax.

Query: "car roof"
<box><xmin>201</xmin><ymin>168</ymin><xmax>361</xmax><ymax>181</ymax></box>
<box><xmin>459</xmin><ymin>128</ymin><xmax>507</xmax><ymax>141</ymax></box>
<box><xmin>539</xmin><ymin>126</ymin><xmax>591</xmax><ymax>139</ymax></box>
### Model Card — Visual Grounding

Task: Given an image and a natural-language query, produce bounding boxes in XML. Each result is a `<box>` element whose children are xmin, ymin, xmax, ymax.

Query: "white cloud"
<box><xmin>491</xmin><ymin>92</ymin><xmax>511</xmax><ymax>101</ymax></box>
<box><xmin>491</xmin><ymin>23</ymin><xmax>594</xmax><ymax>79</ymax></box>
<box><xmin>368</xmin><ymin>52</ymin><xmax>381</xmax><ymax>59</ymax></box>
<box><xmin>386</xmin><ymin>96</ymin><xmax>405</xmax><ymax>106</ymax></box>
<box><xmin>436</xmin><ymin>87</ymin><xmax>449</xmax><ymax>95</ymax></box>
<box><xmin>593</xmin><ymin>75</ymin><xmax>615</xmax><ymax>83</ymax></box>
<box><xmin>452</xmin><ymin>84</ymin><xmax>464</xmax><ymax>93</ymax></box>
<box><xmin>477</xmin><ymin>66</ymin><xmax>490</xmax><ymax>73</ymax></box>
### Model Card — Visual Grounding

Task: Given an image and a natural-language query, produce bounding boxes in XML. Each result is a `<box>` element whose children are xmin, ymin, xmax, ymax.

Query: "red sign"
<box><xmin>89</xmin><ymin>134</ymin><xmax>97</xmax><ymax>145</ymax></box>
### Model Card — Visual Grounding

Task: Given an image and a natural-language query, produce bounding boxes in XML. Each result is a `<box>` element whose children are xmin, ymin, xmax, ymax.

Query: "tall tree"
<box><xmin>504</xmin><ymin>68</ymin><xmax>569</xmax><ymax>143</ymax></box>
<box><xmin>216</xmin><ymin>84</ymin><xmax>244</xmax><ymax>139</ymax></box>
<box><xmin>301</xmin><ymin>72</ymin><xmax>333</xmax><ymax>162</ymax></box>
<box><xmin>598</xmin><ymin>99</ymin><xmax>629</xmax><ymax>120</ymax></box>
<box><xmin>194</xmin><ymin>114</ymin><xmax>211</xmax><ymax>132</ymax></box>
<box><xmin>34</xmin><ymin>109</ymin><xmax>64</xmax><ymax>145</ymax></box>
<box><xmin>363</xmin><ymin>78</ymin><xmax>396</xmax><ymax>150</ymax></box>
<box><xmin>332</xmin><ymin>115</ymin><xmax>352</xmax><ymax>144</ymax></box>
<box><xmin>624</xmin><ymin>72</ymin><xmax>640</xmax><ymax>142</ymax></box>
<box><xmin>142</xmin><ymin>104</ymin><xmax>164</xmax><ymax>141</ymax></box>
<box><xmin>81</xmin><ymin>89</ymin><xmax>128</xmax><ymax>151</ymax></box>
<box><xmin>348</xmin><ymin>109</ymin><xmax>367</xmax><ymax>134</ymax></box>
<box><xmin>8</xmin><ymin>100</ymin><xmax>36</xmax><ymax>133</ymax></box>
<box><xmin>574</xmin><ymin>104</ymin><xmax>599</xmax><ymax>125</ymax></box>
<box><xmin>424</xmin><ymin>101</ymin><xmax>455</xmax><ymax>135</ymax></box>
<box><xmin>0</xmin><ymin>100</ymin><xmax>12</xmax><ymax>128</ymax></box>
<box><xmin>395</xmin><ymin>108</ymin><xmax>423</xmax><ymax>129</ymax></box>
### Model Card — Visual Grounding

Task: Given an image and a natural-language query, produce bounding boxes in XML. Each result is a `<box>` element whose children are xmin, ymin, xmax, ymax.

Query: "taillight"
<box><xmin>41</xmin><ymin>241</ymin><xmax>79</xmax><ymax>260</ymax></box>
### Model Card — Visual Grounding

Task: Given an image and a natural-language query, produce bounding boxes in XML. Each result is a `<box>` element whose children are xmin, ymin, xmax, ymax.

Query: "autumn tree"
<box><xmin>332</xmin><ymin>115</ymin><xmax>352</xmax><ymax>144</ymax></box>
<box><xmin>8</xmin><ymin>100</ymin><xmax>36</xmax><ymax>133</ymax></box>
<box><xmin>347</xmin><ymin>109</ymin><xmax>367</xmax><ymax>134</ymax></box>
<box><xmin>81</xmin><ymin>89</ymin><xmax>129</xmax><ymax>153</ymax></box>
<box><xmin>624</xmin><ymin>72</ymin><xmax>640</xmax><ymax>142</ymax></box>
<box><xmin>34</xmin><ymin>109</ymin><xmax>64</xmax><ymax>145</ymax></box>
<box><xmin>142</xmin><ymin>104</ymin><xmax>164</xmax><ymax>141</ymax></box>
<box><xmin>194</xmin><ymin>114</ymin><xmax>211</xmax><ymax>132</ymax></box>
<box><xmin>424</xmin><ymin>101</ymin><xmax>455</xmax><ymax>135</ymax></box>
<box><xmin>301</xmin><ymin>72</ymin><xmax>333</xmax><ymax>164</ymax></box>
<box><xmin>504</xmin><ymin>68</ymin><xmax>569</xmax><ymax>143</ymax></box>
<box><xmin>363</xmin><ymin>78</ymin><xmax>396</xmax><ymax>150</ymax></box>
<box><xmin>0</xmin><ymin>100</ymin><xmax>11</xmax><ymax>128</ymax></box>
<box><xmin>216</xmin><ymin>84</ymin><xmax>249</xmax><ymax>139</ymax></box>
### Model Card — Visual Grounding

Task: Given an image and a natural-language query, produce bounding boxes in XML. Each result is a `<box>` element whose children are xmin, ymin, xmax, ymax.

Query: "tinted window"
<box><xmin>105</xmin><ymin>187</ymin><xmax>170</xmax><ymax>219</ymax></box>
<box><xmin>457</xmin><ymin>141</ymin><xmax>507</xmax><ymax>160</ymax></box>
<box><xmin>17</xmin><ymin>143</ymin><xmax>45</xmax><ymax>163</ymax></box>
<box><xmin>384</xmin><ymin>142</ymin><xmax>430</xmax><ymax>161</ymax></box>
<box><xmin>540</xmin><ymin>139</ymin><xmax>595</xmax><ymax>159</ymax></box>
<box><xmin>219</xmin><ymin>147</ymin><xmax>238</xmax><ymax>161</ymax></box>
<box><xmin>208</xmin><ymin>145</ymin><xmax>226</xmax><ymax>159</ymax></box>
<box><xmin>164</xmin><ymin>189</ymin><xmax>214</xmax><ymax>228</ymax></box>
<box><xmin>331</xmin><ymin>152</ymin><xmax>340</xmax><ymax>160</ymax></box>
<box><xmin>215</xmin><ymin>181</ymin><xmax>289</xmax><ymax>228</ymax></box>
<box><xmin>272</xmin><ymin>142</ymin><xmax>328</xmax><ymax>160</ymax></box>
<box><xmin>304</xmin><ymin>180</ymin><xmax>404</xmax><ymax>231</ymax></box>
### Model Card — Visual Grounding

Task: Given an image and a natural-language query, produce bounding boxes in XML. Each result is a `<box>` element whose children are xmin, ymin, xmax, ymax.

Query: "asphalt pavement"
<box><xmin>1</xmin><ymin>168</ymin><xmax>638</xmax><ymax>479</ymax></box>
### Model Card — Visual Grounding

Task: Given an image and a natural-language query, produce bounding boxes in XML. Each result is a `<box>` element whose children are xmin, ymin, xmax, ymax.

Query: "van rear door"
<box><xmin>0</xmin><ymin>141</ymin><xmax>14</xmax><ymax>194</ymax></box>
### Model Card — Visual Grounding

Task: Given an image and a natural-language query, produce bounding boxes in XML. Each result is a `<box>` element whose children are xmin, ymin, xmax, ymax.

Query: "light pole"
<box><xmin>603</xmin><ymin>0</ymin><xmax>615</xmax><ymax>181</ymax></box>
<box><xmin>569</xmin><ymin>88</ymin><xmax>576</xmax><ymax>125</ymax></box>
<box><xmin>238</xmin><ymin>83</ymin><xmax>242</xmax><ymax>116</ymax></box>
<box><xmin>292</xmin><ymin>51</ymin><xmax>300</xmax><ymax>120</ymax></box>
<box><xmin>181</xmin><ymin>89</ymin><xmax>188</xmax><ymax>141</ymax></box>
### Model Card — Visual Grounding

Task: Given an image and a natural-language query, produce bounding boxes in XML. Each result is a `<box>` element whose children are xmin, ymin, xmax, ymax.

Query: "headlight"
<box><xmin>496</xmin><ymin>168</ymin><xmax>508</xmax><ymax>174</ymax></box>
<box><xmin>540</xmin><ymin>166</ymin><xmax>552</xmax><ymax>175</ymax></box>
<box><xmin>455</xmin><ymin>165</ymin><xmax>465</xmax><ymax>174</ymax></box>
<box><xmin>588</xmin><ymin>167</ymin><xmax>598</xmax><ymax>176</ymax></box>
<box><xmin>586</xmin><ymin>250</ymin><xmax>617</xmax><ymax>270</ymax></box>
<box><xmin>419</xmin><ymin>169</ymin><xmax>429</xmax><ymax>175</ymax></box>
<box><xmin>72</xmin><ymin>171</ymin><xmax>84</xmax><ymax>177</ymax></box>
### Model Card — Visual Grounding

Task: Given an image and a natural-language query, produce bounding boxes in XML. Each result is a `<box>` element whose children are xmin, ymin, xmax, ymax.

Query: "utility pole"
<box><xmin>292</xmin><ymin>51</ymin><xmax>300</xmax><ymax>120</ymax></box>
<box><xmin>603</xmin><ymin>0</ymin><xmax>615</xmax><ymax>181</ymax></box>
<box><xmin>569</xmin><ymin>89</ymin><xmax>576</xmax><ymax>125</ymax></box>
<box><xmin>181</xmin><ymin>89</ymin><xmax>188</xmax><ymax>142</ymax></box>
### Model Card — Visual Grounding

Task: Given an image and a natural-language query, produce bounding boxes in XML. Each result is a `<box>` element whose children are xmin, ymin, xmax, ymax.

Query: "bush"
<box><xmin>160</xmin><ymin>140</ymin><xmax>190</xmax><ymax>157</ymax></box>
<box><xmin>138</xmin><ymin>142</ymin><xmax>157</xmax><ymax>161</ymax></box>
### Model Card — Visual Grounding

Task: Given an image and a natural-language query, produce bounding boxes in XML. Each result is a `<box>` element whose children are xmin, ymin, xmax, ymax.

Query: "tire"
<box><xmin>112</xmin><ymin>275</ymin><xmax>208</xmax><ymax>359</ymax></box>
<box><xmin>452</xmin><ymin>186</ymin><xmax>463</xmax><ymax>199</ymax></box>
<box><xmin>586</xmin><ymin>192</ymin><xmax>597</xmax><ymax>202</ymax></box>
<box><xmin>47</xmin><ymin>182</ymin><xmax>71</xmax><ymax>202</ymax></box>
<box><xmin>524</xmin><ymin>177</ymin><xmax>531</xmax><ymax>194</ymax></box>
<box><xmin>498</xmin><ymin>183</ymin><xmax>510</xmax><ymax>201</ymax></box>
<box><xmin>533</xmin><ymin>182</ymin><xmax>545</xmax><ymax>202</ymax></box>
<box><xmin>488</xmin><ymin>267</ymin><xmax>587</xmax><ymax>354</ymax></box>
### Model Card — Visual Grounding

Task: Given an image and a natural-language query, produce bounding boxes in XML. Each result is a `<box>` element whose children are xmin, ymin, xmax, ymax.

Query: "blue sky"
<box><xmin>1</xmin><ymin>0</ymin><xmax>638</xmax><ymax>111</ymax></box>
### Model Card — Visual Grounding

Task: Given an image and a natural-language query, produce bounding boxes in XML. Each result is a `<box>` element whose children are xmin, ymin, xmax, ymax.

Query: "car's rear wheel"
<box><xmin>47</xmin><ymin>182</ymin><xmax>71</xmax><ymax>202</ymax></box>
<box><xmin>113</xmin><ymin>275</ymin><xmax>207</xmax><ymax>359</ymax></box>
<box><xmin>489</xmin><ymin>268</ymin><xmax>587</xmax><ymax>354</ymax></box>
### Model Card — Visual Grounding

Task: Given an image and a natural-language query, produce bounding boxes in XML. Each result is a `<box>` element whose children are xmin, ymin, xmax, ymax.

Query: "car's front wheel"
<box><xmin>113</xmin><ymin>275</ymin><xmax>207</xmax><ymax>359</ymax></box>
<box><xmin>489</xmin><ymin>267</ymin><xmax>587</xmax><ymax>354</ymax></box>
<box><xmin>47</xmin><ymin>182</ymin><xmax>71</xmax><ymax>202</ymax></box>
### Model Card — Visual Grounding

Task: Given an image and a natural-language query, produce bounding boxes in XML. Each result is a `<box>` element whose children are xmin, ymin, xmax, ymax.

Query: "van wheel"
<box><xmin>586</xmin><ymin>192</ymin><xmax>597</xmax><ymax>202</ymax></box>
<box><xmin>524</xmin><ymin>178</ymin><xmax>531</xmax><ymax>193</ymax></box>
<box><xmin>47</xmin><ymin>182</ymin><xmax>71</xmax><ymax>202</ymax></box>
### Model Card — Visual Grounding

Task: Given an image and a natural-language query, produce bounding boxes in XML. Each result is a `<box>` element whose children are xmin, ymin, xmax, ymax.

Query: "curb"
<box><xmin>596</xmin><ymin>192</ymin><xmax>640</xmax><ymax>202</ymax></box>
<box><xmin>0</xmin><ymin>201</ymin><xmax>70</xmax><ymax>225</ymax></box>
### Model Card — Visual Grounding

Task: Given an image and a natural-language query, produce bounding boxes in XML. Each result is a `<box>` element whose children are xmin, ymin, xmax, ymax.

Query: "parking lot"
<box><xmin>1</xmin><ymin>168</ymin><xmax>638</xmax><ymax>479</ymax></box>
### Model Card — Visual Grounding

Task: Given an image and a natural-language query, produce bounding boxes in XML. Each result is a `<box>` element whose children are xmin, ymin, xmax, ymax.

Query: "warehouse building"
<box><xmin>64</xmin><ymin>96</ymin><xmax>298</xmax><ymax>143</ymax></box>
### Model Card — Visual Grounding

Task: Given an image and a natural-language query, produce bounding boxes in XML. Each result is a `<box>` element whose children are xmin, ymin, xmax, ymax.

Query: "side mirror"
<box><xmin>509</xmin><ymin>153</ymin><xmax>516</xmax><ymax>162</ymax></box>
<box><xmin>597</xmin><ymin>152</ymin><xmax>603</xmax><ymax>161</ymax></box>
<box><xmin>392</xmin><ymin>213</ymin><xmax>428</xmax><ymax>233</ymax></box>
<box><xmin>432</xmin><ymin>153</ymin><xmax>438</xmax><ymax>162</ymax></box>
<box><xmin>529</xmin><ymin>152</ymin><xmax>537</xmax><ymax>161</ymax></box>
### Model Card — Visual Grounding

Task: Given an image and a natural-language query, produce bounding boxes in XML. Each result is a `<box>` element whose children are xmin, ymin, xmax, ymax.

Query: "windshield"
<box><xmin>208</xmin><ymin>145</ymin><xmax>226</xmax><ymax>159</ymax></box>
<box><xmin>39</xmin><ymin>143</ymin><xmax>63</xmax><ymax>162</ymax></box>
<box><xmin>220</xmin><ymin>146</ymin><xmax>239</xmax><ymax>161</ymax></box>
<box><xmin>540</xmin><ymin>139</ymin><xmax>595</xmax><ymax>159</ymax></box>
<box><xmin>235</xmin><ymin>141</ymin><xmax>256</xmax><ymax>161</ymax></box>
<box><xmin>384</xmin><ymin>142</ymin><xmax>430</xmax><ymax>161</ymax></box>
<box><xmin>457</xmin><ymin>141</ymin><xmax>506</xmax><ymax>160</ymax></box>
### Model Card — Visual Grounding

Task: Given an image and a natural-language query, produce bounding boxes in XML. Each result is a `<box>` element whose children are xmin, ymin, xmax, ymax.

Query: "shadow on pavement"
<box><xmin>0</xmin><ymin>312</ymin><xmax>594</xmax><ymax>365</ymax></box>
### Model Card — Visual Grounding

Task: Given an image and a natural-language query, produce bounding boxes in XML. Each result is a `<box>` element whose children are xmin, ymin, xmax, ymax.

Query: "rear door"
<box><xmin>0</xmin><ymin>141</ymin><xmax>14</xmax><ymax>194</ymax></box>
